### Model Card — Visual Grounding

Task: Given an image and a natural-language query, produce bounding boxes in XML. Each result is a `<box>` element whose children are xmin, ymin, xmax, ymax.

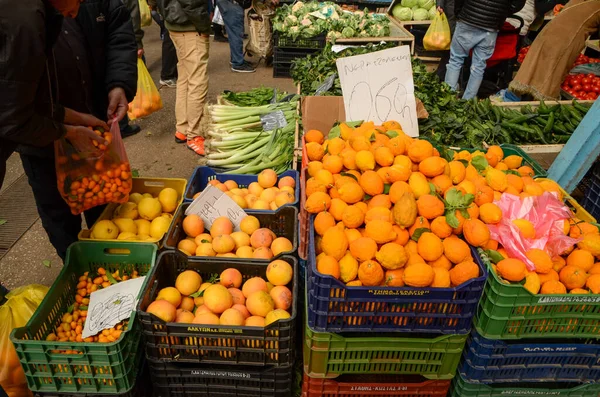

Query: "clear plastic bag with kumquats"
<box><xmin>55</xmin><ymin>121</ymin><xmax>132</xmax><ymax>215</ymax></box>
<box><xmin>128</xmin><ymin>58</ymin><xmax>163</xmax><ymax>120</ymax></box>
<box><xmin>423</xmin><ymin>11</ymin><xmax>451</xmax><ymax>51</ymax></box>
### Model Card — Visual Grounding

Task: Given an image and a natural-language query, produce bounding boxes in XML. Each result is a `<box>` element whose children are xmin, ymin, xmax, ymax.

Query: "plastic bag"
<box><xmin>55</xmin><ymin>121</ymin><xmax>132</xmax><ymax>215</ymax></box>
<box><xmin>139</xmin><ymin>0</ymin><xmax>151</xmax><ymax>27</ymax></box>
<box><xmin>423</xmin><ymin>11</ymin><xmax>451</xmax><ymax>51</ymax></box>
<box><xmin>0</xmin><ymin>285</ymin><xmax>48</xmax><ymax>397</ymax></box>
<box><xmin>487</xmin><ymin>192</ymin><xmax>580</xmax><ymax>272</ymax></box>
<box><xmin>128</xmin><ymin>58</ymin><xmax>163</xmax><ymax>120</ymax></box>
<box><xmin>213</xmin><ymin>7</ymin><xmax>224</xmax><ymax>26</ymax></box>
<box><xmin>245</xmin><ymin>8</ymin><xmax>274</xmax><ymax>58</ymax></box>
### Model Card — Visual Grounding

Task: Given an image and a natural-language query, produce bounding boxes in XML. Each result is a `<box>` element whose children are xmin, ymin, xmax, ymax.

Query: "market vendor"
<box><xmin>0</xmin><ymin>0</ymin><xmax>108</xmax><ymax>190</ymax></box>
<box><xmin>16</xmin><ymin>0</ymin><xmax>138</xmax><ymax>260</ymax></box>
<box><xmin>508</xmin><ymin>0</ymin><xmax>600</xmax><ymax>100</ymax></box>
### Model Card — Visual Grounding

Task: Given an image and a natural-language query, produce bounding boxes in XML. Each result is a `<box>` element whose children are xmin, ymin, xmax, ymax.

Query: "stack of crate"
<box><xmin>450</xmin><ymin>247</ymin><xmax>600</xmax><ymax>397</ymax></box>
<box><xmin>273</xmin><ymin>32</ymin><xmax>325</xmax><ymax>78</ymax></box>
<box><xmin>301</xmin><ymin>216</ymin><xmax>489</xmax><ymax>397</ymax></box>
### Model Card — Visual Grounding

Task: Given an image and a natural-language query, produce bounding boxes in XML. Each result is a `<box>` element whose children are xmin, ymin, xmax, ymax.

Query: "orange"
<box><xmin>407</xmin><ymin>140</ymin><xmax>434</xmax><ymax>163</ymax></box>
<box><xmin>431</xmin><ymin>216</ymin><xmax>453</xmax><ymax>239</ymax></box>
<box><xmin>305</xmin><ymin>192</ymin><xmax>331</xmax><ymax>213</ymax></box>
<box><xmin>448</xmin><ymin>161</ymin><xmax>466</xmax><ymax>184</ymax></box>
<box><xmin>418</xmin><ymin>156</ymin><xmax>447</xmax><ymax>177</ymax></box>
<box><xmin>552</xmin><ymin>256</ymin><xmax>567</xmax><ymax>273</ymax></box>
<box><xmin>304</xmin><ymin>129</ymin><xmax>324</xmax><ymax>144</ymax></box>
<box><xmin>496</xmin><ymin>258</ymin><xmax>528</xmax><ymax>282</ymax></box>
<box><xmin>430</xmin><ymin>267</ymin><xmax>451</xmax><ymax>288</ymax></box>
<box><xmin>314</xmin><ymin>211</ymin><xmax>336</xmax><ymax>236</ymax></box>
<box><xmin>518</xmin><ymin>165</ymin><xmax>534</xmax><ymax>177</ymax></box>
<box><xmin>306</xmin><ymin>178</ymin><xmax>327</xmax><ymax>196</ymax></box>
<box><xmin>356</xmin><ymin>150</ymin><xmax>376</xmax><ymax>171</ymax></box>
<box><xmin>365</xmin><ymin>207</ymin><xmax>392</xmax><ymax>224</ymax></box>
<box><xmin>417</xmin><ymin>232</ymin><xmax>444</xmax><ymax>262</ymax></box>
<box><xmin>416</xmin><ymin>195</ymin><xmax>445</xmax><ymax>220</ymax></box>
<box><xmin>386</xmin><ymin>136</ymin><xmax>407</xmax><ymax>156</ymax></box>
<box><xmin>350</xmin><ymin>237</ymin><xmax>378</xmax><ymax>262</ymax></box>
<box><xmin>317</xmin><ymin>255</ymin><xmax>341</xmax><ymax>279</ymax></box>
<box><xmin>307</xmin><ymin>162</ymin><xmax>324</xmax><ymax>178</ymax></box>
<box><xmin>559</xmin><ymin>265</ymin><xmax>588</xmax><ymax>290</ymax></box>
<box><xmin>358</xmin><ymin>260</ymin><xmax>385</xmax><ymax>286</ymax></box>
<box><xmin>506</xmin><ymin>174</ymin><xmax>524</xmax><ymax>192</ymax></box>
<box><xmin>322</xmin><ymin>227</ymin><xmax>349</xmax><ymax>260</ymax></box>
<box><xmin>360</xmin><ymin>171</ymin><xmax>384</xmax><ymax>196</ymax></box>
<box><xmin>431</xmin><ymin>174</ymin><xmax>453</xmax><ymax>195</ymax></box>
<box><xmin>525</xmin><ymin>249</ymin><xmax>553</xmax><ymax>274</ymax></box>
<box><xmin>479</xmin><ymin>203</ymin><xmax>502</xmax><ymax>224</ymax></box>
<box><xmin>384</xmin><ymin>269</ymin><xmax>405</xmax><ymax>287</ymax></box>
<box><xmin>449</xmin><ymin>260</ymin><xmax>480</xmax><ymax>286</ymax></box>
<box><xmin>327</xmin><ymin>137</ymin><xmax>346</xmax><ymax>155</ymax></box>
<box><xmin>342</xmin><ymin>205</ymin><xmax>365</xmax><ymax>229</ymax></box>
<box><xmin>512</xmin><ymin>219</ymin><xmax>536</xmax><ymax>239</ymax></box>
<box><xmin>503</xmin><ymin>155</ymin><xmax>522</xmax><ymax>169</ymax></box>
<box><xmin>306</xmin><ymin>142</ymin><xmax>325</xmax><ymax>161</ymax></box>
<box><xmin>463</xmin><ymin>219</ymin><xmax>490</xmax><ymax>248</ymax></box>
<box><xmin>524</xmin><ymin>272</ymin><xmax>541</xmax><ymax>294</ymax></box>
<box><xmin>483</xmin><ymin>239</ymin><xmax>499</xmax><ymax>250</ymax></box>
<box><xmin>368</xmin><ymin>194</ymin><xmax>392</xmax><ymax>210</ymax></box>
<box><xmin>322</xmin><ymin>155</ymin><xmax>343</xmax><ymax>174</ymax></box>
<box><xmin>487</xmin><ymin>145</ymin><xmax>504</xmax><ymax>161</ymax></box>
<box><xmin>329</xmin><ymin>198</ymin><xmax>348</xmax><ymax>222</ymax></box>
<box><xmin>376</xmin><ymin>243</ymin><xmax>408</xmax><ymax>270</ymax></box>
<box><xmin>585</xmin><ymin>274</ymin><xmax>600</xmax><ymax>294</ymax></box>
<box><xmin>569</xmin><ymin>221</ymin><xmax>600</xmax><ymax>239</ymax></box>
<box><xmin>365</xmin><ymin>220</ymin><xmax>397</xmax><ymax>244</ymax></box>
<box><xmin>389</xmin><ymin>181</ymin><xmax>412</xmax><ymax>204</ymax></box>
<box><xmin>338</xmin><ymin>183</ymin><xmax>365</xmax><ymax>204</ymax></box>
<box><xmin>443</xmin><ymin>236</ymin><xmax>472</xmax><ymax>264</ymax></box>
<box><xmin>374</xmin><ymin>146</ymin><xmax>394</xmax><ymax>167</ymax></box>
<box><xmin>339</xmin><ymin>251</ymin><xmax>359</xmax><ymax>283</ymax></box>
<box><xmin>540</xmin><ymin>280</ymin><xmax>567</xmax><ymax>294</ymax></box>
<box><xmin>403</xmin><ymin>262</ymin><xmax>435</xmax><ymax>287</ymax></box>
<box><xmin>570</xmin><ymin>288</ymin><xmax>590</xmax><ymax>294</ymax></box>
<box><xmin>566</xmin><ymin>249</ymin><xmax>595</xmax><ymax>272</ymax></box>
<box><xmin>538</xmin><ymin>269</ymin><xmax>559</xmax><ymax>285</ymax></box>
<box><xmin>578</xmin><ymin>233</ymin><xmax>600</xmax><ymax>256</ymax></box>
<box><xmin>589</xmin><ymin>263</ymin><xmax>600</xmax><ymax>275</ymax></box>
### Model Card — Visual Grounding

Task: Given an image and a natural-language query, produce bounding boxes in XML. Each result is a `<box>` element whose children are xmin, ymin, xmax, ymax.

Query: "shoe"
<box><xmin>121</xmin><ymin>124</ymin><xmax>141</xmax><ymax>138</ymax></box>
<box><xmin>175</xmin><ymin>131</ymin><xmax>187</xmax><ymax>143</ymax></box>
<box><xmin>187</xmin><ymin>136</ymin><xmax>205</xmax><ymax>155</ymax></box>
<box><xmin>231</xmin><ymin>62</ymin><xmax>256</xmax><ymax>73</ymax></box>
<box><xmin>214</xmin><ymin>35</ymin><xmax>228</xmax><ymax>43</ymax></box>
<box><xmin>160</xmin><ymin>79</ymin><xmax>177</xmax><ymax>88</ymax></box>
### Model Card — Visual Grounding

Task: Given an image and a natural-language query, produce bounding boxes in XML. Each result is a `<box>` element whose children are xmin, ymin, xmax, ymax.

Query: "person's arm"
<box><xmin>122</xmin><ymin>0</ymin><xmax>145</xmax><ymax>50</ymax></box>
<box><xmin>177</xmin><ymin>0</ymin><xmax>211</xmax><ymax>35</ymax></box>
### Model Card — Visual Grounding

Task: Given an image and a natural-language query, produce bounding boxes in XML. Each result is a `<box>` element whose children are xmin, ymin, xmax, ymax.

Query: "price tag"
<box><xmin>185</xmin><ymin>185</ymin><xmax>246</xmax><ymax>231</ymax></box>
<box><xmin>336</xmin><ymin>45</ymin><xmax>419</xmax><ymax>137</ymax></box>
<box><xmin>260</xmin><ymin>110</ymin><xmax>288</xmax><ymax>131</ymax></box>
<box><xmin>314</xmin><ymin>73</ymin><xmax>337</xmax><ymax>96</ymax></box>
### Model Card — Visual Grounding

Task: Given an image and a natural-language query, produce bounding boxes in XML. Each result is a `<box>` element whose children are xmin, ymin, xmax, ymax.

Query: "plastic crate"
<box><xmin>183</xmin><ymin>166</ymin><xmax>300</xmax><ymax>207</ymax></box>
<box><xmin>536</xmin><ymin>177</ymin><xmax>597</xmax><ymax>222</ymax></box>
<box><xmin>301</xmin><ymin>373</ymin><xmax>451</xmax><ymax>396</ymax></box>
<box><xmin>148</xmin><ymin>360</ymin><xmax>293</xmax><ymax>397</ymax></box>
<box><xmin>11</xmin><ymin>242</ymin><xmax>157</xmax><ymax>394</ymax></box>
<box><xmin>275</xmin><ymin>47</ymin><xmax>319</xmax><ymax>64</ymax></box>
<box><xmin>303</xmin><ymin>297</ymin><xmax>467</xmax><ymax>379</ymax></box>
<box><xmin>459</xmin><ymin>328</ymin><xmax>600</xmax><ymax>383</ymax></box>
<box><xmin>450</xmin><ymin>373</ymin><xmax>600</xmax><ymax>397</ymax></box>
<box><xmin>163</xmin><ymin>203</ymin><xmax>298</xmax><ymax>262</ymax></box>
<box><xmin>273</xmin><ymin>62</ymin><xmax>293</xmax><ymax>78</ymax></box>
<box><xmin>137</xmin><ymin>251</ymin><xmax>298</xmax><ymax>366</ymax></box>
<box><xmin>273</xmin><ymin>32</ymin><xmax>326</xmax><ymax>50</ymax></box>
<box><xmin>582</xmin><ymin>161</ymin><xmax>600</xmax><ymax>220</ymax></box>
<box><xmin>298</xmin><ymin>167</ymin><xmax>308</xmax><ymax>260</ymax></box>
<box><xmin>306</xmin><ymin>216</ymin><xmax>487</xmax><ymax>334</ymax></box>
<box><xmin>78</xmin><ymin>177</ymin><xmax>188</xmax><ymax>245</ymax></box>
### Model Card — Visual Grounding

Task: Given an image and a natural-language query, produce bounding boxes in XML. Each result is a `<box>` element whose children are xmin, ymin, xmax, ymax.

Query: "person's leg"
<box><xmin>183</xmin><ymin>32</ymin><xmax>210</xmax><ymax>154</ymax></box>
<box><xmin>170</xmin><ymin>30</ymin><xmax>191</xmax><ymax>142</ymax></box>
<box><xmin>19</xmin><ymin>154</ymin><xmax>82</xmax><ymax>260</ymax></box>
<box><xmin>444</xmin><ymin>22</ymin><xmax>477</xmax><ymax>92</ymax></box>
<box><xmin>161</xmin><ymin>31</ymin><xmax>178</xmax><ymax>83</ymax></box>
<box><xmin>463</xmin><ymin>29</ymin><xmax>498</xmax><ymax>99</ymax></box>
<box><xmin>151</xmin><ymin>10</ymin><xmax>165</xmax><ymax>40</ymax></box>
<box><xmin>217</xmin><ymin>0</ymin><xmax>245</xmax><ymax>67</ymax></box>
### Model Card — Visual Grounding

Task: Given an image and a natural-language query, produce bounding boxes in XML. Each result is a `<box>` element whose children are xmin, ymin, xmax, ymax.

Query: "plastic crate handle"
<box><xmin>143</xmin><ymin>181</ymin><xmax>167</xmax><ymax>188</ymax></box>
<box><xmin>103</xmin><ymin>248</ymin><xmax>132</xmax><ymax>256</ymax></box>
<box><xmin>47</xmin><ymin>347</ymin><xmax>85</xmax><ymax>357</ymax></box>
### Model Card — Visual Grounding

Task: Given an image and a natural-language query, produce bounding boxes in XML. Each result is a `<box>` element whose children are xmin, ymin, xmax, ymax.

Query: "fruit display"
<box><xmin>45</xmin><ymin>267</ymin><xmax>141</xmax><ymax>347</ymax></box>
<box><xmin>145</xmin><ymin>260</ymin><xmax>294</xmax><ymax>328</ymax></box>
<box><xmin>56</xmin><ymin>127</ymin><xmax>132</xmax><ymax>215</ymax></box>
<box><xmin>191</xmin><ymin>168</ymin><xmax>297</xmax><ymax>210</ymax></box>
<box><xmin>88</xmin><ymin>187</ymin><xmax>180</xmax><ymax>242</ymax></box>
<box><xmin>175</xmin><ymin>213</ymin><xmax>294</xmax><ymax>260</ymax></box>
<box><xmin>561</xmin><ymin>73</ymin><xmax>600</xmax><ymax>101</ymax></box>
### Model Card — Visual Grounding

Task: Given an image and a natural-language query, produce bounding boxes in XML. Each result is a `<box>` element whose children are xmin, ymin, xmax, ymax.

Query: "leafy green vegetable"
<box><xmin>221</xmin><ymin>87</ymin><xmax>287</xmax><ymax>107</ymax></box>
<box><xmin>440</xmin><ymin>188</ymin><xmax>475</xmax><ymax>228</ymax></box>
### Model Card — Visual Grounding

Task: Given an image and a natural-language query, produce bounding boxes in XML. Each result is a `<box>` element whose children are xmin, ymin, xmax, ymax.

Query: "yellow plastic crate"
<box><xmin>535</xmin><ymin>178</ymin><xmax>597</xmax><ymax>223</ymax></box>
<box><xmin>78</xmin><ymin>177</ymin><xmax>187</xmax><ymax>245</ymax></box>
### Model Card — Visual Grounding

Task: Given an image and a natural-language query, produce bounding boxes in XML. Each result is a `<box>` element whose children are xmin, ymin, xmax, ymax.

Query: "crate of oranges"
<box><xmin>10</xmin><ymin>242</ymin><xmax>157</xmax><ymax>394</ymax></box>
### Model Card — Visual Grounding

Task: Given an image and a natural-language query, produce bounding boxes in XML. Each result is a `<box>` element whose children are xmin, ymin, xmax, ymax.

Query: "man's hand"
<box><xmin>437</xmin><ymin>6</ymin><xmax>444</xmax><ymax>12</ymax></box>
<box><xmin>107</xmin><ymin>87</ymin><xmax>129</xmax><ymax>124</ymax></box>
<box><xmin>137</xmin><ymin>49</ymin><xmax>144</xmax><ymax>58</ymax></box>
<box><xmin>65</xmin><ymin>125</ymin><xmax>108</xmax><ymax>153</ymax></box>
<box><xmin>64</xmin><ymin>108</ymin><xmax>109</xmax><ymax>130</ymax></box>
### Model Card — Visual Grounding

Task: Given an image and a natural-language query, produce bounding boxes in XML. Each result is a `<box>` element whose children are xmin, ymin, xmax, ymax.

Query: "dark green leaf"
<box><xmin>346</xmin><ymin>120</ymin><xmax>364</xmax><ymax>128</ymax></box>
<box><xmin>471</xmin><ymin>155</ymin><xmax>489</xmax><ymax>172</ymax></box>
<box><xmin>457</xmin><ymin>159</ymin><xmax>469</xmax><ymax>167</ymax></box>
<box><xmin>446</xmin><ymin>211</ymin><xmax>460</xmax><ymax>228</ymax></box>
<box><xmin>43</xmin><ymin>260</ymin><xmax>51</xmax><ymax>268</ymax></box>
<box><xmin>201</xmin><ymin>239</ymin><xmax>210</xmax><ymax>244</ymax></box>
<box><xmin>503</xmin><ymin>169</ymin><xmax>520</xmax><ymax>176</ymax></box>
<box><xmin>131</xmin><ymin>169</ymin><xmax>140</xmax><ymax>178</ymax></box>
<box><xmin>461</xmin><ymin>193</ymin><xmax>475</xmax><ymax>207</ymax></box>
<box><xmin>485</xmin><ymin>249</ymin><xmax>505</xmax><ymax>264</ymax></box>
<box><xmin>385</xmin><ymin>131</ymin><xmax>399</xmax><ymax>138</ymax></box>
<box><xmin>429</xmin><ymin>182</ymin><xmax>438</xmax><ymax>195</ymax></box>
<box><xmin>369</xmin><ymin>133</ymin><xmax>376</xmax><ymax>142</ymax></box>
<box><xmin>341</xmin><ymin>172</ymin><xmax>358</xmax><ymax>182</ymax></box>
<box><xmin>383</xmin><ymin>184</ymin><xmax>391</xmax><ymax>195</ymax></box>
<box><xmin>67</xmin><ymin>303</ymin><xmax>75</xmax><ymax>313</ymax></box>
<box><xmin>459</xmin><ymin>208</ymin><xmax>470</xmax><ymax>219</ymax></box>
<box><xmin>411</xmin><ymin>228</ymin><xmax>431</xmax><ymax>241</ymax></box>
<box><xmin>363</xmin><ymin>194</ymin><xmax>373</xmax><ymax>201</ymax></box>
<box><xmin>190</xmin><ymin>290</ymin><xmax>204</xmax><ymax>298</ymax></box>
<box><xmin>445</xmin><ymin>188</ymin><xmax>463</xmax><ymax>207</ymax></box>
<box><xmin>328</xmin><ymin>124</ymin><xmax>341</xmax><ymax>139</ymax></box>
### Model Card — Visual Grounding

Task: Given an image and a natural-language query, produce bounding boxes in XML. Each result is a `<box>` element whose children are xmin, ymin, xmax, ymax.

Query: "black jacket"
<box><xmin>0</xmin><ymin>0</ymin><xmax>65</xmax><ymax>188</ymax></box>
<box><xmin>459</xmin><ymin>0</ymin><xmax>526</xmax><ymax>30</ymax></box>
<box><xmin>159</xmin><ymin>0</ymin><xmax>211</xmax><ymax>34</ymax></box>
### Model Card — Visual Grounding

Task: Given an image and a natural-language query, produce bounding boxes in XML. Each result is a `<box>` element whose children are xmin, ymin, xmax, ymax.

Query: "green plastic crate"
<box><xmin>450</xmin><ymin>373</ymin><xmax>600</xmax><ymax>396</ymax></box>
<box><xmin>10</xmin><ymin>242</ymin><xmax>157</xmax><ymax>394</ymax></box>
<box><xmin>302</xmin><ymin>285</ymin><xmax>467</xmax><ymax>379</ymax></box>
<box><xmin>475</xmin><ymin>249</ymin><xmax>600</xmax><ymax>339</ymax></box>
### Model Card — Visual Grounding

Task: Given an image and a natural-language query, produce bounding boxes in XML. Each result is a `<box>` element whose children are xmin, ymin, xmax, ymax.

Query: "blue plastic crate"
<box><xmin>183</xmin><ymin>166</ymin><xmax>300</xmax><ymax>210</ymax></box>
<box><xmin>460</xmin><ymin>328</ymin><xmax>600</xmax><ymax>384</ymax></box>
<box><xmin>306</xmin><ymin>216</ymin><xmax>488</xmax><ymax>334</ymax></box>
<box><xmin>582</xmin><ymin>161</ymin><xmax>600</xmax><ymax>221</ymax></box>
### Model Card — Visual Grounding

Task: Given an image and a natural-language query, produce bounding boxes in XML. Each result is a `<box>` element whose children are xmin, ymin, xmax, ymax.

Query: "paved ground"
<box><xmin>0</xmin><ymin>22</ymin><xmax>295</xmax><ymax>289</ymax></box>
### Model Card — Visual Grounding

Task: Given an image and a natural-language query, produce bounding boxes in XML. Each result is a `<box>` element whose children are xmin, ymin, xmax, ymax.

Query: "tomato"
<box><xmin>593</xmin><ymin>86</ymin><xmax>600</xmax><ymax>93</ymax></box>
<box><xmin>582</xmin><ymin>77</ymin><xmax>591</xmax><ymax>85</ymax></box>
<box><xmin>572</xmin><ymin>77</ymin><xmax>582</xmax><ymax>85</ymax></box>
<box><xmin>583</xmin><ymin>84</ymin><xmax>592</xmax><ymax>92</ymax></box>
<box><xmin>579</xmin><ymin>91</ymin><xmax>588</xmax><ymax>98</ymax></box>
<box><xmin>588</xmin><ymin>73</ymin><xmax>596</xmax><ymax>79</ymax></box>
<box><xmin>572</xmin><ymin>84</ymin><xmax>583</xmax><ymax>91</ymax></box>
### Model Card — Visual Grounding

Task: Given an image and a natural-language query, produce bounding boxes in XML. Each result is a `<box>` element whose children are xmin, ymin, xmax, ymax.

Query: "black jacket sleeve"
<box><xmin>0</xmin><ymin>6</ymin><xmax>66</xmax><ymax>147</ymax></box>
<box><xmin>105</xmin><ymin>0</ymin><xmax>138</xmax><ymax>102</ymax></box>
<box><xmin>177</xmin><ymin>0</ymin><xmax>211</xmax><ymax>34</ymax></box>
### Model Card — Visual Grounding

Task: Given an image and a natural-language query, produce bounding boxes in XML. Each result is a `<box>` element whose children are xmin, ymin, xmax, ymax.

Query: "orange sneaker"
<box><xmin>187</xmin><ymin>136</ymin><xmax>205</xmax><ymax>155</ymax></box>
<box><xmin>175</xmin><ymin>131</ymin><xmax>186</xmax><ymax>143</ymax></box>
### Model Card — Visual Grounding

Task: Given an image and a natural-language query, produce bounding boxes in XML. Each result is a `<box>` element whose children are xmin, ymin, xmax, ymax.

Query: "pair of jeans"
<box><xmin>445</xmin><ymin>21</ymin><xmax>498</xmax><ymax>99</ymax></box>
<box><xmin>19</xmin><ymin>154</ymin><xmax>105</xmax><ymax>260</ymax></box>
<box><xmin>216</xmin><ymin>0</ymin><xmax>244</xmax><ymax>67</ymax></box>
<box><xmin>170</xmin><ymin>31</ymin><xmax>210</xmax><ymax>138</ymax></box>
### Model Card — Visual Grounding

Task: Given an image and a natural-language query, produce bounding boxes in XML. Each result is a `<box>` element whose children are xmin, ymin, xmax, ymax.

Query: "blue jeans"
<box><xmin>445</xmin><ymin>22</ymin><xmax>498</xmax><ymax>99</ymax></box>
<box><xmin>216</xmin><ymin>0</ymin><xmax>244</xmax><ymax>67</ymax></box>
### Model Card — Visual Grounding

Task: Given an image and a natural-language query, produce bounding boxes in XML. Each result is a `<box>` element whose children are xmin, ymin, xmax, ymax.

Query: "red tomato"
<box><xmin>579</xmin><ymin>91</ymin><xmax>588</xmax><ymax>98</ymax></box>
<box><xmin>593</xmin><ymin>86</ymin><xmax>600</xmax><ymax>93</ymax></box>
<box><xmin>583</xmin><ymin>84</ymin><xmax>592</xmax><ymax>92</ymax></box>
<box><xmin>582</xmin><ymin>77</ymin><xmax>591</xmax><ymax>85</ymax></box>
<box><xmin>572</xmin><ymin>84</ymin><xmax>583</xmax><ymax>91</ymax></box>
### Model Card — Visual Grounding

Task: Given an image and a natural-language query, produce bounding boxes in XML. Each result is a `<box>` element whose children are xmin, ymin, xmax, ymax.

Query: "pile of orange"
<box><xmin>302</xmin><ymin>121</ymin><xmax>577</xmax><ymax>290</ymax></box>
<box><xmin>178</xmin><ymin>214</ymin><xmax>293</xmax><ymax>259</ymax></box>
<box><xmin>146</xmin><ymin>261</ymin><xmax>294</xmax><ymax>327</ymax></box>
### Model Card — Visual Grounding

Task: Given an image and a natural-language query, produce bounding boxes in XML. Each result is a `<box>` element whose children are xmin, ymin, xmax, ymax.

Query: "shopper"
<box><xmin>217</xmin><ymin>0</ymin><xmax>256</xmax><ymax>72</ymax></box>
<box><xmin>209</xmin><ymin>0</ymin><xmax>228</xmax><ymax>42</ymax></box>
<box><xmin>444</xmin><ymin>0</ymin><xmax>526</xmax><ymax>99</ymax></box>
<box><xmin>159</xmin><ymin>0</ymin><xmax>211</xmax><ymax>155</ymax></box>
<box><xmin>148</xmin><ymin>0</ymin><xmax>179</xmax><ymax>87</ymax></box>
<box><xmin>17</xmin><ymin>0</ymin><xmax>138</xmax><ymax>260</ymax></box>
<box><xmin>435</xmin><ymin>0</ymin><xmax>464</xmax><ymax>80</ymax></box>
<box><xmin>508</xmin><ymin>0</ymin><xmax>600</xmax><ymax>100</ymax></box>
<box><xmin>0</xmin><ymin>0</ymin><xmax>108</xmax><ymax>190</ymax></box>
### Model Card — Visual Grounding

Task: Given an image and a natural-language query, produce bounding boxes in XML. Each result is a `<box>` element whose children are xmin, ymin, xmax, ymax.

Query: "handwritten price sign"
<box><xmin>336</xmin><ymin>46</ymin><xmax>419</xmax><ymax>137</ymax></box>
<box><xmin>186</xmin><ymin>185</ymin><xmax>246</xmax><ymax>231</ymax></box>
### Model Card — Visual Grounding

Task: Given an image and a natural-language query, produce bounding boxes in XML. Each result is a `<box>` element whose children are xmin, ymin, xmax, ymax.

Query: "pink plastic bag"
<box><xmin>487</xmin><ymin>192</ymin><xmax>581</xmax><ymax>271</ymax></box>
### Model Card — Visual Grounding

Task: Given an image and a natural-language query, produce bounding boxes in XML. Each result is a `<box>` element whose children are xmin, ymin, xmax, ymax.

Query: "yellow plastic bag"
<box><xmin>139</xmin><ymin>0</ymin><xmax>151</xmax><ymax>27</ymax></box>
<box><xmin>0</xmin><ymin>285</ymin><xmax>48</xmax><ymax>397</ymax></box>
<box><xmin>423</xmin><ymin>11</ymin><xmax>451</xmax><ymax>51</ymax></box>
<box><xmin>128</xmin><ymin>58</ymin><xmax>163</xmax><ymax>120</ymax></box>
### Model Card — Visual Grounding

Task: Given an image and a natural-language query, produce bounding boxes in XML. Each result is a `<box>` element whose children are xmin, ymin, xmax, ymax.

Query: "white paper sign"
<box><xmin>82</xmin><ymin>276</ymin><xmax>146</xmax><ymax>338</ymax></box>
<box><xmin>185</xmin><ymin>185</ymin><xmax>246</xmax><ymax>231</ymax></box>
<box><xmin>336</xmin><ymin>46</ymin><xmax>419</xmax><ymax>137</ymax></box>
